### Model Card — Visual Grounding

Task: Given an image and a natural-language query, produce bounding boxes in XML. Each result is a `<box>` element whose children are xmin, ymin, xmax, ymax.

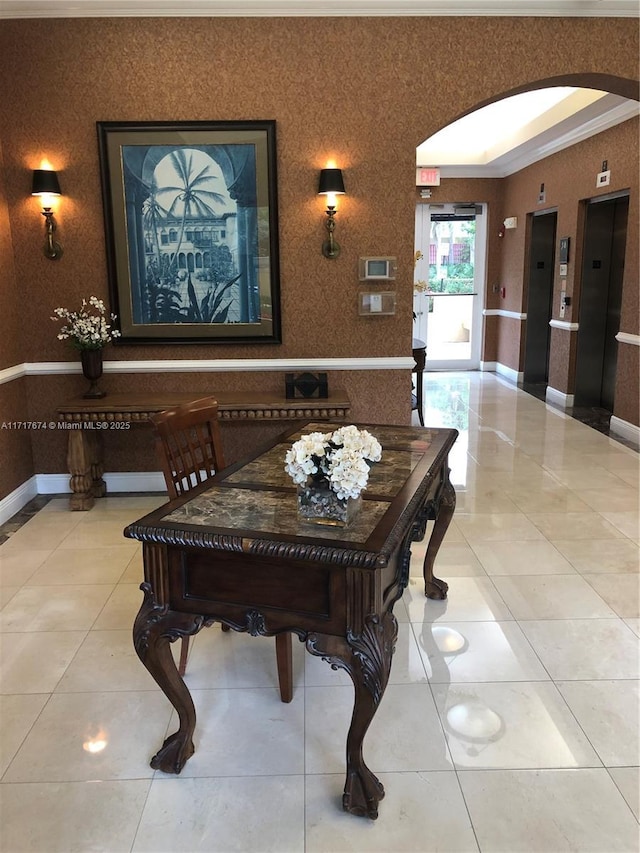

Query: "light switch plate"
<box><xmin>359</xmin><ymin>291</ymin><xmax>396</xmax><ymax>316</ymax></box>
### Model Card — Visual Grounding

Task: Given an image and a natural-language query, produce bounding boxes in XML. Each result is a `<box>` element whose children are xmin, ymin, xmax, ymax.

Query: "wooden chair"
<box><xmin>150</xmin><ymin>396</ymin><xmax>293</xmax><ymax>702</ymax></box>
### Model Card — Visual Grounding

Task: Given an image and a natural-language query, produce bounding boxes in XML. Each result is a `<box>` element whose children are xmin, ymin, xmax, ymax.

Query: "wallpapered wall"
<box><xmin>0</xmin><ymin>15</ymin><xmax>638</xmax><ymax>499</ymax></box>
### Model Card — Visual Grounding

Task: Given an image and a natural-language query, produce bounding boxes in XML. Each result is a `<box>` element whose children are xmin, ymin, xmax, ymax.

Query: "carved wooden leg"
<box><xmin>67</xmin><ymin>431</ymin><xmax>94</xmax><ymax>511</ymax></box>
<box><xmin>423</xmin><ymin>474</ymin><xmax>456</xmax><ymax>600</ymax></box>
<box><xmin>85</xmin><ymin>429</ymin><xmax>106</xmax><ymax>498</ymax></box>
<box><xmin>306</xmin><ymin>611</ymin><xmax>398</xmax><ymax>819</ymax></box>
<box><xmin>133</xmin><ymin>582</ymin><xmax>209</xmax><ymax>774</ymax></box>
<box><xmin>275</xmin><ymin>632</ymin><xmax>293</xmax><ymax>704</ymax></box>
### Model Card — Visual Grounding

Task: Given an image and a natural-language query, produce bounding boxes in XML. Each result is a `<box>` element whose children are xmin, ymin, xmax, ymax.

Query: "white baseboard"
<box><xmin>610</xmin><ymin>416</ymin><xmax>640</xmax><ymax>449</ymax></box>
<box><xmin>0</xmin><ymin>472</ymin><xmax>167</xmax><ymax>525</ymax></box>
<box><xmin>0</xmin><ymin>476</ymin><xmax>38</xmax><ymax>526</ymax></box>
<box><xmin>480</xmin><ymin>361</ymin><xmax>497</xmax><ymax>372</ymax></box>
<box><xmin>546</xmin><ymin>386</ymin><xmax>575</xmax><ymax>410</ymax></box>
<box><xmin>495</xmin><ymin>363</ymin><xmax>523</xmax><ymax>384</ymax></box>
<box><xmin>35</xmin><ymin>472</ymin><xmax>167</xmax><ymax>494</ymax></box>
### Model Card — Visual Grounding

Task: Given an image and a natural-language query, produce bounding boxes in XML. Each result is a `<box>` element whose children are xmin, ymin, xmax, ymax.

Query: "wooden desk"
<box><xmin>126</xmin><ymin>421</ymin><xmax>457</xmax><ymax>819</ymax></box>
<box><xmin>412</xmin><ymin>338</ymin><xmax>426</xmax><ymax>427</ymax></box>
<box><xmin>57</xmin><ymin>391</ymin><xmax>351</xmax><ymax>510</ymax></box>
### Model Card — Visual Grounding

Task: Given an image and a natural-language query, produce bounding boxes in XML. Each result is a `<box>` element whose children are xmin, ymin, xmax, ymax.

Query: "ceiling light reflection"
<box><xmin>83</xmin><ymin>729</ymin><xmax>108</xmax><ymax>754</ymax></box>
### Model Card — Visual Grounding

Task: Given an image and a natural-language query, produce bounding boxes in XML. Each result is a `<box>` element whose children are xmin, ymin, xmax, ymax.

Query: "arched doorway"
<box><xmin>413</xmin><ymin>73</ymin><xmax>638</xmax><ymax>382</ymax></box>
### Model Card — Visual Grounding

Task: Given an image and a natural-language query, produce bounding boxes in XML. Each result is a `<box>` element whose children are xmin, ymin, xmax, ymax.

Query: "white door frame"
<box><xmin>413</xmin><ymin>202</ymin><xmax>486</xmax><ymax>370</ymax></box>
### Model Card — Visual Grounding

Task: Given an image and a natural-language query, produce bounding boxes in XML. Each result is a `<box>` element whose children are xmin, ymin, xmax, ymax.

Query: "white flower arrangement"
<box><xmin>51</xmin><ymin>297</ymin><xmax>121</xmax><ymax>351</ymax></box>
<box><xmin>285</xmin><ymin>425</ymin><xmax>382</xmax><ymax>500</ymax></box>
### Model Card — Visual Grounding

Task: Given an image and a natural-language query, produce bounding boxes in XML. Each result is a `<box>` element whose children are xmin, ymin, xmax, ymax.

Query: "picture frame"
<box><xmin>97</xmin><ymin>120</ymin><xmax>281</xmax><ymax>344</ymax></box>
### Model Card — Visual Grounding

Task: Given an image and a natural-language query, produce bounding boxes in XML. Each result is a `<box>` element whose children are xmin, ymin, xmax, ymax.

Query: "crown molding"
<box><xmin>1</xmin><ymin>0</ymin><xmax>639</xmax><ymax>18</ymax></box>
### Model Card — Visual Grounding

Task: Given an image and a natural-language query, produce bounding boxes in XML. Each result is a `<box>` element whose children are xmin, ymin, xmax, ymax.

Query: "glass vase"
<box><xmin>296</xmin><ymin>480</ymin><xmax>362</xmax><ymax>527</ymax></box>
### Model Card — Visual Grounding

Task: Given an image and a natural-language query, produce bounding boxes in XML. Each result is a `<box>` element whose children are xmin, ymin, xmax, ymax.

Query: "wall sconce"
<box><xmin>31</xmin><ymin>168</ymin><xmax>63</xmax><ymax>260</ymax></box>
<box><xmin>318</xmin><ymin>167</ymin><xmax>346</xmax><ymax>259</ymax></box>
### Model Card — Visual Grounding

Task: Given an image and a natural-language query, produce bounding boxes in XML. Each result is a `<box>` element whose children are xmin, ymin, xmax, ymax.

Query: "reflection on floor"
<box><xmin>520</xmin><ymin>381</ymin><xmax>631</xmax><ymax>444</ymax></box>
<box><xmin>1</xmin><ymin>372</ymin><xmax>639</xmax><ymax>852</ymax></box>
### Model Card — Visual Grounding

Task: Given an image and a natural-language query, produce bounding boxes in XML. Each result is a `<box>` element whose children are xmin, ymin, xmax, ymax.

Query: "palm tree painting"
<box><xmin>123</xmin><ymin>145</ymin><xmax>253</xmax><ymax>326</ymax></box>
<box><xmin>99</xmin><ymin>120</ymin><xmax>281</xmax><ymax>344</ymax></box>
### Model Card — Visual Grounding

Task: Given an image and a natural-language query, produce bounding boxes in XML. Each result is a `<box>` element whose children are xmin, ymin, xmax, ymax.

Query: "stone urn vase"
<box><xmin>80</xmin><ymin>349</ymin><xmax>106</xmax><ymax>399</ymax></box>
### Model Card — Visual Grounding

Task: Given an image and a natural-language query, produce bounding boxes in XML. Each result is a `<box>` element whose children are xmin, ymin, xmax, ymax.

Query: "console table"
<box><xmin>57</xmin><ymin>391</ymin><xmax>351</xmax><ymax>510</ymax></box>
<box><xmin>126</xmin><ymin>420</ymin><xmax>457</xmax><ymax>819</ymax></box>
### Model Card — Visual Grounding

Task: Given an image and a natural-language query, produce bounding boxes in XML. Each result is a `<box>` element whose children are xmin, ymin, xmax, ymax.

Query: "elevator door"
<box><xmin>524</xmin><ymin>212</ymin><xmax>557</xmax><ymax>386</ymax></box>
<box><xmin>575</xmin><ymin>195</ymin><xmax>628</xmax><ymax>411</ymax></box>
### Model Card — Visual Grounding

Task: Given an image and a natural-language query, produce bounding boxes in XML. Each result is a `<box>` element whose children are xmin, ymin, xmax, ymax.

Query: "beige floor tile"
<box><xmin>0</xmin><ymin>548</ymin><xmax>52</xmax><ymax>587</ymax></box>
<box><xmin>600</xmin><ymin>510</ymin><xmax>640</xmax><ymax>542</ymax></box>
<box><xmin>583</xmin><ymin>573</ymin><xmax>640</xmax><ymax>618</ymax></box>
<box><xmin>471</xmin><ymin>539</ymin><xmax>575</xmax><ymax>576</ymax></box>
<box><xmin>410</xmin><ymin>540</ymin><xmax>487</xmax><ymax>578</ymax></box>
<box><xmin>168</xmin><ymin>687</ymin><xmax>305</xmax><ymax>778</ymax></box>
<box><xmin>608</xmin><ymin>767</ymin><xmax>640</xmax><ymax>820</ymax></box>
<box><xmin>0</xmin><ymin>780</ymin><xmax>151</xmax><ymax>853</ymax></box>
<box><xmin>456</xmin><ymin>512</ymin><xmax>545</xmax><ymax>543</ymax></box>
<box><xmin>2</xmin><ymin>519</ymin><xmax>79</xmax><ymax>551</ymax></box>
<box><xmin>54</xmin><ymin>629</ymin><xmax>159</xmax><ymax>693</ymax></box>
<box><xmin>133</xmin><ymin>776</ymin><xmax>304</xmax><ymax>853</ymax></box>
<box><xmin>574</xmin><ymin>485</ymin><xmax>640</xmax><ymax>512</ymax></box>
<box><xmin>548</xmin><ymin>466</ymin><xmax>630</xmax><ymax>490</ymax></box>
<box><xmin>404</xmin><ymin>575</ymin><xmax>513</xmax><ymax>623</ymax></box>
<box><xmin>305</xmin><ymin>771</ymin><xmax>478</xmax><ymax>851</ymax></box>
<box><xmin>492</xmin><ymin>574</ymin><xmax>617</xmax><ymax>619</ymax></box>
<box><xmin>432</xmin><ymin>681</ymin><xmax>600</xmax><ymax>770</ymax></box>
<box><xmin>92</xmin><ymin>583</ymin><xmax>144</xmax><ymax>629</ymax></box>
<box><xmin>624</xmin><ymin>617</ymin><xmax>640</xmax><ymax>637</ymax></box>
<box><xmin>453</xmin><ymin>485</ymin><xmax>520</xmax><ymax>513</ymax></box>
<box><xmin>305</xmin><ymin>683</ymin><xmax>452</xmax><ymax>774</ymax></box>
<box><xmin>527</xmin><ymin>510</ymin><xmax>626</xmax><ymax>541</ymax></box>
<box><xmin>57</xmin><ymin>518</ymin><xmax>134</xmax><ymax>549</ymax></box>
<box><xmin>0</xmin><ymin>631</ymin><xmax>86</xmax><ymax>694</ymax></box>
<box><xmin>3</xmin><ymin>691</ymin><xmax>173</xmax><ymax>782</ymax></box>
<box><xmin>414</xmin><ymin>620</ymin><xmax>549</xmax><ymax>683</ymax></box>
<box><xmin>520</xmin><ymin>618</ymin><xmax>640</xmax><ymax>680</ymax></box>
<box><xmin>557</xmin><ymin>680</ymin><xmax>640</xmax><ymax>767</ymax></box>
<box><xmin>0</xmin><ymin>586</ymin><xmax>20</xmax><ymax>608</ymax></box>
<box><xmin>26</xmin><ymin>544</ymin><xmax>137</xmax><ymax>585</ymax></box>
<box><xmin>506</xmin><ymin>486</ymin><xmax>592</xmax><ymax>514</ymax></box>
<box><xmin>0</xmin><ymin>584</ymin><xmax>115</xmax><ymax>632</ymax></box>
<box><xmin>119</xmin><ymin>545</ymin><xmax>143</xmax><ymax>583</ymax></box>
<box><xmin>458</xmin><ymin>768</ymin><xmax>640</xmax><ymax>852</ymax></box>
<box><xmin>553</xmin><ymin>538</ymin><xmax>640</xmax><ymax>574</ymax></box>
<box><xmin>0</xmin><ymin>693</ymin><xmax>49</xmax><ymax>776</ymax></box>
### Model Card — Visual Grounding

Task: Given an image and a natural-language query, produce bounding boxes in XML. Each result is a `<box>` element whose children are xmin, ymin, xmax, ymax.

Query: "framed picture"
<box><xmin>97</xmin><ymin>120</ymin><xmax>281</xmax><ymax>344</ymax></box>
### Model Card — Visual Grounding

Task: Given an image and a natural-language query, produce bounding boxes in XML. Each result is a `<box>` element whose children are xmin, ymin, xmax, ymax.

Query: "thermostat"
<box><xmin>358</xmin><ymin>256</ymin><xmax>397</xmax><ymax>281</ymax></box>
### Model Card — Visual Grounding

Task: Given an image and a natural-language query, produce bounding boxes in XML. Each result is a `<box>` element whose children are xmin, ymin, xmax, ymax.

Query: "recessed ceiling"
<box><xmin>417</xmin><ymin>87</ymin><xmax>639</xmax><ymax>177</ymax></box>
<box><xmin>1</xmin><ymin>0</ymin><xmax>639</xmax><ymax>17</ymax></box>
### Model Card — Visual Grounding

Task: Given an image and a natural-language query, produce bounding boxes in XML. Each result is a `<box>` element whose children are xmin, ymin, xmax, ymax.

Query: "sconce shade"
<box><xmin>32</xmin><ymin>169</ymin><xmax>62</xmax><ymax>196</ymax></box>
<box><xmin>318</xmin><ymin>168</ymin><xmax>345</xmax><ymax>196</ymax></box>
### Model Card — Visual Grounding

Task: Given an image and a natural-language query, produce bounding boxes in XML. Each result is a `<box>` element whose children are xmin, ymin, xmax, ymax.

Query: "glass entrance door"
<box><xmin>413</xmin><ymin>203</ymin><xmax>486</xmax><ymax>369</ymax></box>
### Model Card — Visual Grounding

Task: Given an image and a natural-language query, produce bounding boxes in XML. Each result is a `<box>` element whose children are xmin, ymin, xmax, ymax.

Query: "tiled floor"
<box><xmin>1</xmin><ymin>372</ymin><xmax>639</xmax><ymax>852</ymax></box>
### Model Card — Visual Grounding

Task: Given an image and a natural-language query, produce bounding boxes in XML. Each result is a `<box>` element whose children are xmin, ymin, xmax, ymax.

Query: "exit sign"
<box><xmin>416</xmin><ymin>167</ymin><xmax>440</xmax><ymax>187</ymax></box>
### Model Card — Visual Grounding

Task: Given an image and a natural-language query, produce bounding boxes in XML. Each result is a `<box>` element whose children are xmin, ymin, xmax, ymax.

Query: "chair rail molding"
<box><xmin>483</xmin><ymin>309</ymin><xmax>527</xmax><ymax>320</ymax></box>
<box><xmin>1</xmin><ymin>356</ymin><xmax>415</xmax><ymax>386</ymax></box>
<box><xmin>616</xmin><ymin>331</ymin><xmax>640</xmax><ymax>346</ymax></box>
<box><xmin>549</xmin><ymin>319</ymin><xmax>580</xmax><ymax>331</ymax></box>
